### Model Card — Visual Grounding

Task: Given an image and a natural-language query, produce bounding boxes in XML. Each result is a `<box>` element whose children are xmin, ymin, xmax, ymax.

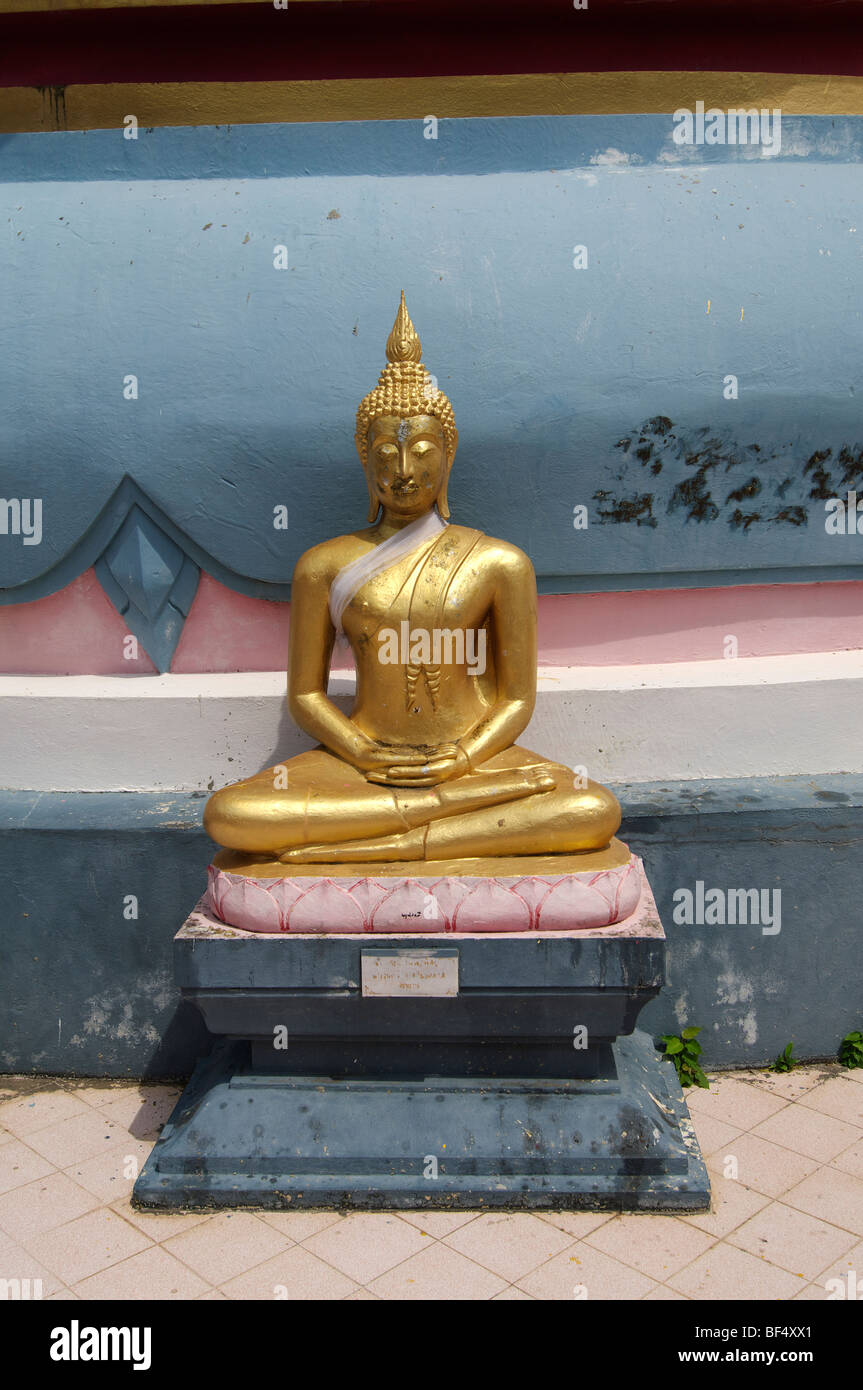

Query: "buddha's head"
<box><xmin>355</xmin><ymin>293</ymin><xmax>458</xmax><ymax>523</ymax></box>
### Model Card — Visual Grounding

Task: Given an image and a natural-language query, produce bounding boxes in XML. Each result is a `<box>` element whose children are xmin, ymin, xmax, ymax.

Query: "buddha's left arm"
<box><xmin>458</xmin><ymin>544</ymin><xmax>538</xmax><ymax>767</ymax></box>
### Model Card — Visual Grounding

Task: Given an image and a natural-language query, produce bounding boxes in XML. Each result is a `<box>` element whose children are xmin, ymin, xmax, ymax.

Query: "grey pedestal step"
<box><xmin>133</xmin><ymin>1029</ymin><xmax>710</xmax><ymax>1212</ymax></box>
<box><xmin>174</xmin><ymin>886</ymin><xmax>667</xmax><ymax>1078</ymax></box>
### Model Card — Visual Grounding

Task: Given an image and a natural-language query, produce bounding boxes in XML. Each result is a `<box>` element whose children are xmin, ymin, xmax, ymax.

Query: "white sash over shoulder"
<box><xmin>328</xmin><ymin>510</ymin><xmax>447</xmax><ymax>633</ymax></box>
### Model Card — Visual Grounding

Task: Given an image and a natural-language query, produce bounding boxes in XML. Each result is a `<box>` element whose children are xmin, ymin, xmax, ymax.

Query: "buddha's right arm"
<box><xmin>287</xmin><ymin>552</ymin><xmax>374</xmax><ymax>767</ymax></box>
<box><xmin>289</xmin><ymin>689</ymin><xmax>371</xmax><ymax>764</ymax></box>
<box><xmin>287</xmin><ymin>549</ymin><xmax>428</xmax><ymax>772</ymax></box>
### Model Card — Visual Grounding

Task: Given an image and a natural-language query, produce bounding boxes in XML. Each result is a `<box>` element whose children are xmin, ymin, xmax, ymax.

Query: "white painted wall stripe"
<box><xmin>1</xmin><ymin>651</ymin><xmax>860</xmax><ymax>792</ymax></box>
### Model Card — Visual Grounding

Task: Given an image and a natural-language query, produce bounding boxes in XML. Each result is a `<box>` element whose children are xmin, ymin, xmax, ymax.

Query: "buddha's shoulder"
<box><xmin>291</xmin><ymin>533</ymin><xmax>372</xmax><ymax>584</ymax></box>
<box><xmin>462</xmin><ymin>530</ymin><xmax>535</xmax><ymax>577</ymax></box>
<box><xmin>291</xmin><ymin>526</ymin><xmax>534</xmax><ymax>583</ymax></box>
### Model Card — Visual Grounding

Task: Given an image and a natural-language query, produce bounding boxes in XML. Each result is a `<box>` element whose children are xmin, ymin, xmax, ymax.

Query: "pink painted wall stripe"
<box><xmin>1</xmin><ymin>568</ymin><xmax>862</xmax><ymax>675</ymax></box>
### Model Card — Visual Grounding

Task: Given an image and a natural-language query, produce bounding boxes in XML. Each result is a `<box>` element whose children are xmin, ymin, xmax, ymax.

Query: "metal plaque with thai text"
<box><xmin>361</xmin><ymin>949</ymin><xmax>459</xmax><ymax>998</ymax></box>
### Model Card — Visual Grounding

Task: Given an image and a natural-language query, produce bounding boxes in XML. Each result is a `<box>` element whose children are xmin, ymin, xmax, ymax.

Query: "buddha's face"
<box><xmin>365</xmin><ymin>415</ymin><xmax>448</xmax><ymax>519</ymax></box>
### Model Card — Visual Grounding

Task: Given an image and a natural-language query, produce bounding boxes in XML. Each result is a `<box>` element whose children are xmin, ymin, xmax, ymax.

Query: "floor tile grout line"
<box><xmin>210</xmin><ymin>1239</ymin><xmax>362</xmax><ymax>1296</ymax></box>
<box><xmin>776</xmin><ymin>1186</ymin><xmax>863</xmax><ymax>1240</ymax></box>
<box><xmin>787</xmin><ymin>1100</ymin><xmax>863</xmax><ymax>1128</ymax></box>
<box><xmin>828</xmin><ymin>1138</ymin><xmax>863</xmax><ymax>1170</ymax></box>
<box><xmin>687</xmin><ymin>1102</ymin><xmax>794</xmax><ymax>1134</ymax></box>
<box><xmin>255</xmin><ymin>1212</ymin><xmax>470</xmax><ymax>1292</ymax></box>
<box><xmin>701</xmin><ymin>1126</ymin><xmax>843</xmax><ymax>1165</ymax></box>
<box><xmin>552</xmin><ymin>1229</ymin><xmax>681</xmax><ymax>1290</ymax></box>
<box><xmin>292</xmin><ymin>1220</ymin><xmax>533</xmax><ymax>1293</ymax></box>
<box><xmin>661</xmin><ymin>1240</ymin><xmax>812</xmax><ymax>1299</ymax></box>
<box><xmin>722</xmin><ymin>1210</ymin><xmax>861</xmax><ymax>1283</ymax></box>
<box><xmin>12</xmin><ymin>1196</ymin><xmax>162</xmax><ymax>1270</ymax></box>
<box><xmin>654</xmin><ymin>1280</ymin><xmax>692</xmax><ymax>1300</ymax></box>
<box><xmin>105</xmin><ymin>1196</ymin><xmax>214</xmax><ymax>1237</ymax></box>
<box><xmin>291</xmin><ymin>1223</ymin><xmax>475</xmax><ymax>1291</ymax></box>
<box><xmin>176</xmin><ymin>1251</ymin><xmax>295</xmax><ymax>1292</ymax></box>
<box><xmin>714</xmin><ymin>1115</ymin><xmax>863</xmax><ymax>1163</ymax></box>
<box><xmin>315</xmin><ymin>1206</ymin><xmax>617</xmax><ymax>1287</ymax></box>
<box><xmin>66</xmin><ymin>1243</ymin><xmax>221</xmax><ymax>1300</ymax></box>
<box><xmin>796</xmin><ymin>1121</ymin><xmax>863</xmax><ymax>1151</ymax></box>
<box><xmin>431</xmin><ymin>1226</ymin><xmax>583</xmax><ymax>1288</ymax></box>
<box><xmin>129</xmin><ymin>1223</ymin><xmax>298</xmax><ymax>1286</ymax></box>
<box><xmin>577</xmin><ymin>1220</ymin><xmax>722</xmax><ymax>1285</ymax></box>
<box><xmin>728</xmin><ymin>1176</ymin><xmax>822</xmax><ymax>1203</ymax></box>
<box><xmin>159</xmin><ymin>1214</ymin><xmax>309</xmax><ymax>1292</ymax></box>
<box><xmin>776</xmin><ymin>1155</ymin><xmax>863</xmax><ymax>1199</ymax></box>
<box><xmin>748</xmin><ymin>1194</ymin><xmax>863</xmax><ymax>1241</ymax></box>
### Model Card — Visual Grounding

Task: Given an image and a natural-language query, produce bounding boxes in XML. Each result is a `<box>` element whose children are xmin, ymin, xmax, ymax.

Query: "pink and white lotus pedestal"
<box><xmin>202</xmin><ymin>853</ymin><xmax>643</xmax><ymax>935</ymax></box>
<box><xmin>134</xmin><ymin>859</ymin><xmax>710</xmax><ymax>1213</ymax></box>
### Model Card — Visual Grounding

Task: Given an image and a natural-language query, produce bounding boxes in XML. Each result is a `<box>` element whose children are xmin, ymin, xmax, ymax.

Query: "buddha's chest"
<box><xmin>342</xmin><ymin>549</ymin><xmax>490</xmax><ymax>656</ymax></box>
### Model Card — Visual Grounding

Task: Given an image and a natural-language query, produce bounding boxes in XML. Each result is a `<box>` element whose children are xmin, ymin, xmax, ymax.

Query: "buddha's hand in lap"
<box><xmin>363</xmin><ymin>742</ymin><xmax>471</xmax><ymax>788</ymax></box>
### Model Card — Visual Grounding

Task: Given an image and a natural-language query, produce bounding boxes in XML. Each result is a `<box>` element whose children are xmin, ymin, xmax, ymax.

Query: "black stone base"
<box><xmin>133</xmin><ymin>1029</ymin><xmax>710</xmax><ymax>1212</ymax></box>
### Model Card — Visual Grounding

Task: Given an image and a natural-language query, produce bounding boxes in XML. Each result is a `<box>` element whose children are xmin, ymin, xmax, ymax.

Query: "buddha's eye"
<box><xmin>375</xmin><ymin>444</ymin><xmax>398</xmax><ymax>459</ymax></box>
<box><xmin>411</xmin><ymin>443</ymin><xmax>433</xmax><ymax>459</ymax></box>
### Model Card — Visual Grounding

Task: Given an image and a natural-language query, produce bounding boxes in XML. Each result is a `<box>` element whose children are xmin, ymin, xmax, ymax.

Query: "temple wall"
<box><xmin>2</xmin><ymin>102</ymin><xmax>861</xmax><ymax>1075</ymax></box>
<box><xmin>3</xmin><ymin>118</ymin><xmax>863</xmax><ymax>641</ymax></box>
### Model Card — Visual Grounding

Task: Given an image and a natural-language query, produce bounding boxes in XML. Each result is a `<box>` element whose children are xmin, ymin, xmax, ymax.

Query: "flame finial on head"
<box><xmin>385</xmin><ymin>290</ymin><xmax>423</xmax><ymax>365</ymax></box>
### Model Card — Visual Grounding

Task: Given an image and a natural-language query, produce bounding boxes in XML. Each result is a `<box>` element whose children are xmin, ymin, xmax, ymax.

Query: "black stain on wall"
<box><xmin>594</xmin><ymin>490</ymin><xmax>657</xmax><ymax>527</ymax></box>
<box><xmin>596</xmin><ymin>418</ymin><xmax>862</xmax><ymax>529</ymax></box>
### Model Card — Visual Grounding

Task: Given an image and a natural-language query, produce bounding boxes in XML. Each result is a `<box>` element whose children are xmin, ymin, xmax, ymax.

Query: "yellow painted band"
<box><xmin>2</xmin><ymin>71</ymin><xmax>862</xmax><ymax>134</ymax></box>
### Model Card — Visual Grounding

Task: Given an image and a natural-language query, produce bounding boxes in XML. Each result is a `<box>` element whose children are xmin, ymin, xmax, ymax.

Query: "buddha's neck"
<box><xmin>373</xmin><ymin>507</ymin><xmax>437</xmax><ymax>539</ymax></box>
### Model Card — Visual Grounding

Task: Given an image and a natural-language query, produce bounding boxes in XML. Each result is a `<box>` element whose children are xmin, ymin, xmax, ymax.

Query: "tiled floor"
<box><xmin>1</xmin><ymin>1062</ymin><xmax>861</xmax><ymax>1300</ymax></box>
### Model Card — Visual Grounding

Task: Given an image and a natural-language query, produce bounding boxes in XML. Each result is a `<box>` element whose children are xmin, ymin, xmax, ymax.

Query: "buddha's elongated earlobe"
<box><xmin>356</xmin><ymin>432</ymin><xmax>381</xmax><ymax>523</ymax></box>
<box><xmin>366</xmin><ymin>481</ymin><xmax>380</xmax><ymax>524</ymax></box>
<box><xmin>437</xmin><ymin>449</ymin><xmax>456</xmax><ymax>521</ymax></box>
<box><xmin>437</xmin><ymin>479</ymin><xmax>450</xmax><ymax>521</ymax></box>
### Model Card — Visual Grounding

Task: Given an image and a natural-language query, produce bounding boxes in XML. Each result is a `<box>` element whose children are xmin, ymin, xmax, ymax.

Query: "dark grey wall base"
<box><xmin>133</xmin><ymin>1031</ymin><xmax>710</xmax><ymax>1212</ymax></box>
<box><xmin>2</xmin><ymin>774</ymin><xmax>861</xmax><ymax>1077</ymax></box>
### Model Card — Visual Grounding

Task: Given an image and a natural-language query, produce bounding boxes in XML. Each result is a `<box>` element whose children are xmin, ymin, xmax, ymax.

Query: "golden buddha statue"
<box><xmin>204</xmin><ymin>294</ymin><xmax>626</xmax><ymax>877</ymax></box>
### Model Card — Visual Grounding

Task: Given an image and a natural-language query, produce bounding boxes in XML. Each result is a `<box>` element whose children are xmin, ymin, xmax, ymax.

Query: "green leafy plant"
<box><xmin>660</xmin><ymin>1026</ymin><xmax>709</xmax><ymax>1089</ymax></box>
<box><xmin>771</xmin><ymin>1042</ymin><xmax>797</xmax><ymax>1073</ymax></box>
<box><xmin>839</xmin><ymin>1031</ymin><xmax>863</xmax><ymax>1069</ymax></box>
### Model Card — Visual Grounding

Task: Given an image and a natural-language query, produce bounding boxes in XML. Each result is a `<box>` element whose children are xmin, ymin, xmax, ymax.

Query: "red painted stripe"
<box><xmin>2</xmin><ymin>0</ymin><xmax>863</xmax><ymax>88</ymax></box>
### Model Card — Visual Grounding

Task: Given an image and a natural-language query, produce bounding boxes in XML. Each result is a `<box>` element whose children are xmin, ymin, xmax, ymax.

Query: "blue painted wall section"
<box><xmin>1</xmin><ymin>778</ymin><xmax>860</xmax><ymax>1077</ymax></box>
<box><xmin>2</xmin><ymin>114</ymin><xmax>863</xmax><ymax>630</ymax></box>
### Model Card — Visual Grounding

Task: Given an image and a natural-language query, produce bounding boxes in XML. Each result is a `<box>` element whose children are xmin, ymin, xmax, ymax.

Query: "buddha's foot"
<box><xmin>277</xmin><ymin>769</ymin><xmax>557</xmax><ymax>863</ymax></box>
<box><xmin>279</xmin><ymin>826</ymin><xmax>427</xmax><ymax>864</ymax></box>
